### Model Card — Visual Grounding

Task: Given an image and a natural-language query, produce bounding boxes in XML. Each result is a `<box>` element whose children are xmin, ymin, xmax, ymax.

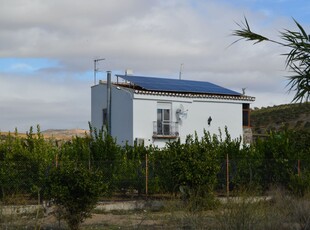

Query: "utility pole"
<box><xmin>94</xmin><ymin>58</ymin><xmax>105</xmax><ymax>85</ymax></box>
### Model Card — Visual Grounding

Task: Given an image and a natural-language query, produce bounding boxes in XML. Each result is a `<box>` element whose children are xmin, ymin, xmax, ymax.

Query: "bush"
<box><xmin>215</xmin><ymin>189</ymin><xmax>270</xmax><ymax>230</ymax></box>
<box><xmin>289</xmin><ymin>172</ymin><xmax>310</xmax><ymax>197</ymax></box>
<box><xmin>88</xmin><ymin>127</ymin><xmax>122</xmax><ymax>195</ymax></box>
<box><xmin>0</xmin><ymin>126</ymin><xmax>56</xmax><ymax>200</ymax></box>
<box><xmin>154</xmin><ymin>131</ymin><xmax>221</xmax><ymax>207</ymax></box>
<box><xmin>115</xmin><ymin>143</ymin><xmax>149</xmax><ymax>195</ymax></box>
<box><xmin>45</xmin><ymin>162</ymin><xmax>106</xmax><ymax>230</ymax></box>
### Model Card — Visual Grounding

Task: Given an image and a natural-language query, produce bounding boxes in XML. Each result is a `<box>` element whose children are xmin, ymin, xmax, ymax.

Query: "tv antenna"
<box><xmin>179</xmin><ymin>63</ymin><xmax>184</xmax><ymax>80</ymax></box>
<box><xmin>94</xmin><ymin>58</ymin><xmax>105</xmax><ymax>85</ymax></box>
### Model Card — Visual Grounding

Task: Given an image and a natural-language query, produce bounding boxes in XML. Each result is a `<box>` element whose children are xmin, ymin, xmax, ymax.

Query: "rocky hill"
<box><xmin>251</xmin><ymin>102</ymin><xmax>310</xmax><ymax>134</ymax></box>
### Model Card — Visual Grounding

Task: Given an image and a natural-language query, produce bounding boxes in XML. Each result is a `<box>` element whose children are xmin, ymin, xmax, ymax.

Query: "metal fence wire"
<box><xmin>1</xmin><ymin>157</ymin><xmax>309</xmax><ymax>203</ymax></box>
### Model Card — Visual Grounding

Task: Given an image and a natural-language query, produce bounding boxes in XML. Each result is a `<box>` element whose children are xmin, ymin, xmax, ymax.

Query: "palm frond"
<box><xmin>286</xmin><ymin>62</ymin><xmax>310</xmax><ymax>102</ymax></box>
<box><xmin>293</xmin><ymin>18</ymin><xmax>309</xmax><ymax>40</ymax></box>
<box><xmin>232</xmin><ymin>17</ymin><xmax>269</xmax><ymax>44</ymax></box>
<box><xmin>232</xmin><ymin>17</ymin><xmax>310</xmax><ymax>103</ymax></box>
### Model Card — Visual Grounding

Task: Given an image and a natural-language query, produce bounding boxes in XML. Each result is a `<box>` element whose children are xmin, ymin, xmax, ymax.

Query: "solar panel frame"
<box><xmin>116</xmin><ymin>74</ymin><xmax>241</xmax><ymax>96</ymax></box>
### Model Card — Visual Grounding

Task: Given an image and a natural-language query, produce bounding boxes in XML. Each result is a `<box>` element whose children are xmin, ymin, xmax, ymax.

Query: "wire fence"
<box><xmin>1</xmin><ymin>156</ymin><xmax>310</xmax><ymax>228</ymax></box>
<box><xmin>1</xmin><ymin>157</ymin><xmax>309</xmax><ymax>204</ymax></box>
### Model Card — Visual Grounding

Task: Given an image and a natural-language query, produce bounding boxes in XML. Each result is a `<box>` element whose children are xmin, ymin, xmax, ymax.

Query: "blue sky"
<box><xmin>223</xmin><ymin>0</ymin><xmax>310</xmax><ymax>21</ymax></box>
<box><xmin>0</xmin><ymin>58</ymin><xmax>59</xmax><ymax>74</ymax></box>
<box><xmin>0</xmin><ymin>0</ymin><xmax>309</xmax><ymax>132</ymax></box>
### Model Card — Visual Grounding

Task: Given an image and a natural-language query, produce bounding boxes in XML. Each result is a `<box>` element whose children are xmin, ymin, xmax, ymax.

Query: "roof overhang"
<box><xmin>133</xmin><ymin>89</ymin><xmax>255</xmax><ymax>102</ymax></box>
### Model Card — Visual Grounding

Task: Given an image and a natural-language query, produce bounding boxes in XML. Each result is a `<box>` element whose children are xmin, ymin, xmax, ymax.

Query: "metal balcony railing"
<box><xmin>153</xmin><ymin>121</ymin><xmax>179</xmax><ymax>139</ymax></box>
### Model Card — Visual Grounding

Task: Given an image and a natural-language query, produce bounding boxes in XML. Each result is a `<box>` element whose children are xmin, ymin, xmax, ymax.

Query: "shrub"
<box><xmin>154</xmin><ymin>131</ymin><xmax>221</xmax><ymax>208</ymax></box>
<box><xmin>89</xmin><ymin>127</ymin><xmax>122</xmax><ymax>195</ymax></box>
<box><xmin>0</xmin><ymin>126</ymin><xmax>56</xmax><ymax>200</ymax></box>
<box><xmin>289</xmin><ymin>172</ymin><xmax>310</xmax><ymax>197</ymax></box>
<box><xmin>44</xmin><ymin>162</ymin><xmax>106</xmax><ymax>230</ymax></box>
<box><xmin>215</xmin><ymin>194</ymin><xmax>266</xmax><ymax>230</ymax></box>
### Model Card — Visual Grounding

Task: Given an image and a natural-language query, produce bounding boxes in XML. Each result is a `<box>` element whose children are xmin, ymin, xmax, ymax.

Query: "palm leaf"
<box><xmin>232</xmin><ymin>17</ymin><xmax>310</xmax><ymax>103</ymax></box>
<box><xmin>232</xmin><ymin>17</ymin><xmax>269</xmax><ymax>45</ymax></box>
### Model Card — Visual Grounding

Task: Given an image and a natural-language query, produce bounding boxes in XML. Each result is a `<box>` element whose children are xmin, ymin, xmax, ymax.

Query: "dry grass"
<box><xmin>41</xmin><ymin>129</ymin><xmax>89</xmax><ymax>140</ymax></box>
<box><xmin>2</xmin><ymin>189</ymin><xmax>310</xmax><ymax>229</ymax></box>
<box><xmin>0</xmin><ymin>129</ymin><xmax>89</xmax><ymax>141</ymax></box>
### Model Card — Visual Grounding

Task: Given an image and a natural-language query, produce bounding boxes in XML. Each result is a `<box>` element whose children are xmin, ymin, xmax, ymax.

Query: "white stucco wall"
<box><xmin>111</xmin><ymin>86</ymin><xmax>133</xmax><ymax>145</ymax></box>
<box><xmin>132</xmin><ymin>99</ymin><xmax>156</xmax><ymax>146</ymax></box>
<box><xmin>91</xmin><ymin>84</ymin><xmax>107</xmax><ymax>131</ymax></box>
<box><xmin>91</xmin><ymin>83</ymin><xmax>133</xmax><ymax>145</ymax></box>
<box><xmin>92</xmin><ymin>84</ymin><xmax>249</xmax><ymax>148</ymax></box>
<box><xmin>132</xmin><ymin>94</ymin><xmax>244</xmax><ymax>148</ymax></box>
<box><xmin>179</xmin><ymin>100</ymin><xmax>242</xmax><ymax>141</ymax></box>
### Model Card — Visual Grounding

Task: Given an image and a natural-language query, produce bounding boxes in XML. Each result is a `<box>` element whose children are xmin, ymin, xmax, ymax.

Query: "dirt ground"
<box><xmin>1</xmin><ymin>208</ymin><xmax>215</xmax><ymax>229</ymax></box>
<box><xmin>1</xmin><ymin>211</ymin><xmax>172</xmax><ymax>229</ymax></box>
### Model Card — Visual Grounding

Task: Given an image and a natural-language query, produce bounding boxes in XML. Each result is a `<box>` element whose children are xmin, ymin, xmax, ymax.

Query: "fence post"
<box><xmin>56</xmin><ymin>153</ymin><xmax>58</xmax><ymax>168</ymax></box>
<box><xmin>298</xmin><ymin>159</ymin><xmax>301</xmax><ymax>177</ymax></box>
<box><xmin>88</xmin><ymin>154</ymin><xmax>91</xmax><ymax>170</ymax></box>
<box><xmin>226</xmin><ymin>153</ymin><xmax>229</xmax><ymax>198</ymax></box>
<box><xmin>145</xmin><ymin>153</ymin><xmax>148</xmax><ymax>198</ymax></box>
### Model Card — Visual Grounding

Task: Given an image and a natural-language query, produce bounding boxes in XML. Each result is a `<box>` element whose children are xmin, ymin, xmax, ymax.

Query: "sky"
<box><xmin>1</xmin><ymin>0</ymin><xmax>310</xmax><ymax>132</ymax></box>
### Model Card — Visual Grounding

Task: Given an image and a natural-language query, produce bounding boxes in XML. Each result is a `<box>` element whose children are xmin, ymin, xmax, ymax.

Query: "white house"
<box><xmin>91</xmin><ymin>73</ymin><xmax>255</xmax><ymax>148</ymax></box>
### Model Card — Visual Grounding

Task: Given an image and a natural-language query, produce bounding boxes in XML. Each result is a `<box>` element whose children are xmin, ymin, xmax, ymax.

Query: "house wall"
<box><xmin>180</xmin><ymin>99</ymin><xmax>242</xmax><ymax>142</ymax></box>
<box><xmin>91</xmin><ymin>83</ymin><xmax>133</xmax><ymax>145</ymax></box>
<box><xmin>132</xmin><ymin>99</ymin><xmax>157</xmax><ymax>146</ymax></box>
<box><xmin>91</xmin><ymin>84</ymin><xmax>107</xmax><ymax>131</ymax></box>
<box><xmin>133</xmin><ymin>94</ymin><xmax>244</xmax><ymax>148</ymax></box>
<box><xmin>92</xmin><ymin>84</ymin><xmax>246</xmax><ymax>148</ymax></box>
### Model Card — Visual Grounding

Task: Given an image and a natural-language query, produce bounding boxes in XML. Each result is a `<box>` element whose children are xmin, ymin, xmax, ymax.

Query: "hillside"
<box><xmin>251</xmin><ymin>102</ymin><xmax>310</xmax><ymax>134</ymax></box>
<box><xmin>41</xmin><ymin>129</ymin><xmax>89</xmax><ymax>140</ymax></box>
<box><xmin>1</xmin><ymin>129</ymin><xmax>89</xmax><ymax>140</ymax></box>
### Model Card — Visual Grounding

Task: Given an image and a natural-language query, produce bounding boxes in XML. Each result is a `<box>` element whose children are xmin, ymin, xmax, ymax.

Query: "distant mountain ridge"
<box><xmin>41</xmin><ymin>129</ymin><xmax>89</xmax><ymax>139</ymax></box>
<box><xmin>251</xmin><ymin>102</ymin><xmax>310</xmax><ymax>134</ymax></box>
<box><xmin>1</xmin><ymin>129</ymin><xmax>89</xmax><ymax>140</ymax></box>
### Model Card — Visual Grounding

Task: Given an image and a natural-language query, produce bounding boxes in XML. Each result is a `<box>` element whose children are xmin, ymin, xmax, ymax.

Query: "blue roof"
<box><xmin>116</xmin><ymin>75</ymin><xmax>241</xmax><ymax>96</ymax></box>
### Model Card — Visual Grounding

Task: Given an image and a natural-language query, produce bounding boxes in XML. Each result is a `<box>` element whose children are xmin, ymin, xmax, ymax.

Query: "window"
<box><xmin>153</xmin><ymin>102</ymin><xmax>179</xmax><ymax>138</ymax></box>
<box><xmin>157</xmin><ymin>108</ymin><xmax>170</xmax><ymax>135</ymax></box>
<box><xmin>242</xmin><ymin>103</ymin><xmax>250</xmax><ymax>127</ymax></box>
<box><xmin>102</xmin><ymin>108</ymin><xmax>107</xmax><ymax>127</ymax></box>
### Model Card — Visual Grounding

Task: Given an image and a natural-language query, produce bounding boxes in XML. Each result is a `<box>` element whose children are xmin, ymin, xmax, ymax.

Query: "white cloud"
<box><xmin>0</xmin><ymin>0</ymin><xmax>308</xmax><ymax>131</ymax></box>
<box><xmin>0</xmin><ymin>73</ymin><xmax>90</xmax><ymax>132</ymax></box>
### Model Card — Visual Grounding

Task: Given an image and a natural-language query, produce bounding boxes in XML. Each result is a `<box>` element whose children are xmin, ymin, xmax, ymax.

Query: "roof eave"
<box><xmin>133</xmin><ymin>89</ymin><xmax>255</xmax><ymax>102</ymax></box>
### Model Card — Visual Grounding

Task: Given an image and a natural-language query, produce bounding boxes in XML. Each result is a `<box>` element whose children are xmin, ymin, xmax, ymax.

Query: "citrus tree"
<box><xmin>45</xmin><ymin>162</ymin><xmax>105</xmax><ymax>230</ymax></box>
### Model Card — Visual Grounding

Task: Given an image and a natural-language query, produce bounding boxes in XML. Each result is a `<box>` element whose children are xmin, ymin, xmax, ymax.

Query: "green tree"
<box><xmin>154</xmin><ymin>132</ymin><xmax>221</xmax><ymax>209</ymax></box>
<box><xmin>233</xmin><ymin>17</ymin><xmax>310</xmax><ymax>102</ymax></box>
<box><xmin>255</xmin><ymin>131</ymin><xmax>293</xmax><ymax>190</ymax></box>
<box><xmin>0</xmin><ymin>126</ymin><xmax>56</xmax><ymax>200</ymax></box>
<box><xmin>88</xmin><ymin>124</ymin><xmax>122</xmax><ymax>194</ymax></box>
<box><xmin>115</xmin><ymin>143</ymin><xmax>148</xmax><ymax>195</ymax></box>
<box><xmin>45</xmin><ymin>162</ymin><xmax>105</xmax><ymax>230</ymax></box>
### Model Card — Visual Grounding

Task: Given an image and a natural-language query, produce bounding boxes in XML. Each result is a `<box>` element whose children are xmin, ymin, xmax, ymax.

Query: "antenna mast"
<box><xmin>179</xmin><ymin>63</ymin><xmax>184</xmax><ymax>80</ymax></box>
<box><xmin>94</xmin><ymin>58</ymin><xmax>105</xmax><ymax>85</ymax></box>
